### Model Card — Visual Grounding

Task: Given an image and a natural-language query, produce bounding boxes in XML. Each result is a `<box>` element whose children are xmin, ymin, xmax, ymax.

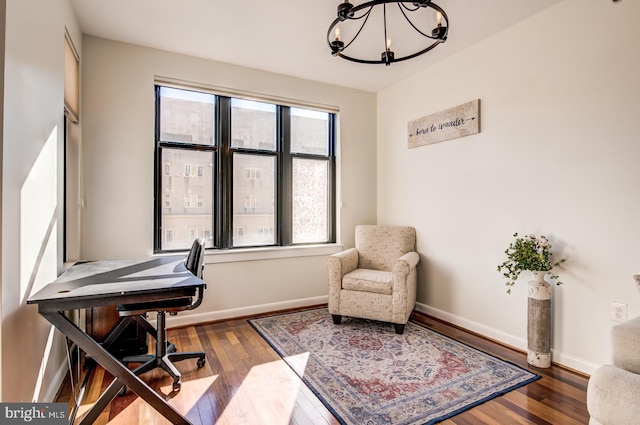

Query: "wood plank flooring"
<box><xmin>55</xmin><ymin>307</ymin><xmax>590</xmax><ymax>424</ymax></box>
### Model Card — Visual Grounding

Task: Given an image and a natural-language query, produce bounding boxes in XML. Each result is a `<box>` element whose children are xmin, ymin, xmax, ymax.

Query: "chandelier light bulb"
<box><xmin>335</xmin><ymin>27</ymin><xmax>341</xmax><ymax>41</ymax></box>
<box><xmin>386</xmin><ymin>39</ymin><xmax>391</xmax><ymax>51</ymax></box>
<box><xmin>436</xmin><ymin>11</ymin><xmax>442</xmax><ymax>26</ymax></box>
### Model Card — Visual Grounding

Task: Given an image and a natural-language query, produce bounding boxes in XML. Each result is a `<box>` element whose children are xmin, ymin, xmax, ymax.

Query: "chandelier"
<box><xmin>327</xmin><ymin>0</ymin><xmax>449</xmax><ymax>66</ymax></box>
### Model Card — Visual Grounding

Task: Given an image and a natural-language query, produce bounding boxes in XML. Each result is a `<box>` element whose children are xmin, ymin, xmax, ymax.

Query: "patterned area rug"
<box><xmin>249</xmin><ymin>308</ymin><xmax>539</xmax><ymax>425</ymax></box>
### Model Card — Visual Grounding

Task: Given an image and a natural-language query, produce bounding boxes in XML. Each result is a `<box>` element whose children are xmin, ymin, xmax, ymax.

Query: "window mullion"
<box><xmin>328</xmin><ymin>114</ymin><xmax>337</xmax><ymax>243</ymax></box>
<box><xmin>218</xmin><ymin>96</ymin><xmax>233</xmax><ymax>249</ymax></box>
<box><xmin>153</xmin><ymin>85</ymin><xmax>163</xmax><ymax>252</ymax></box>
<box><xmin>280</xmin><ymin>106</ymin><xmax>292</xmax><ymax>246</ymax></box>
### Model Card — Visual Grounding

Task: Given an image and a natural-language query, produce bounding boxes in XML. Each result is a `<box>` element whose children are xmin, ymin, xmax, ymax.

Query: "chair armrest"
<box><xmin>185</xmin><ymin>285</ymin><xmax>205</xmax><ymax>311</ymax></box>
<box><xmin>327</xmin><ymin>248</ymin><xmax>359</xmax><ymax>277</ymax></box>
<box><xmin>611</xmin><ymin>316</ymin><xmax>640</xmax><ymax>374</ymax></box>
<box><xmin>394</xmin><ymin>251</ymin><xmax>420</xmax><ymax>272</ymax></box>
<box><xmin>327</xmin><ymin>248</ymin><xmax>358</xmax><ymax>315</ymax></box>
<box><xmin>588</xmin><ymin>365</ymin><xmax>640</xmax><ymax>425</ymax></box>
<box><xmin>392</xmin><ymin>252</ymin><xmax>419</xmax><ymax>288</ymax></box>
<box><xmin>390</xmin><ymin>251</ymin><xmax>419</xmax><ymax>324</ymax></box>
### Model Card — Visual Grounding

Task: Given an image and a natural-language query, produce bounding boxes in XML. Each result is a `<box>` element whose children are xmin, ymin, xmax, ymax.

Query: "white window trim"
<box><xmin>151</xmin><ymin>243</ymin><xmax>343</xmax><ymax>264</ymax></box>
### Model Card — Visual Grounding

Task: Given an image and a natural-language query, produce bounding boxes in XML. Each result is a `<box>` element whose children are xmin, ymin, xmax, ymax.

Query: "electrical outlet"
<box><xmin>610</xmin><ymin>302</ymin><xmax>627</xmax><ymax>322</ymax></box>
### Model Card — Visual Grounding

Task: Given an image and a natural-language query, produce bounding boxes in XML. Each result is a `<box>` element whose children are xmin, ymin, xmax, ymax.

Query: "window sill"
<box><xmin>202</xmin><ymin>244</ymin><xmax>345</xmax><ymax>264</ymax></box>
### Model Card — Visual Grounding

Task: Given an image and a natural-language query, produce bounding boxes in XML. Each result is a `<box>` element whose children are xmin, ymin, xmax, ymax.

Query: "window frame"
<box><xmin>153</xmin><ymin>84</ymin><xmax>336</xmax><ymax>253</ymax></box>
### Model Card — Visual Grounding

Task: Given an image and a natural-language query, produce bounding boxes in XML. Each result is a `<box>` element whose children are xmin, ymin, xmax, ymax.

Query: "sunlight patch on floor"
<box><xmin>75</xmin><ymin>375</ymin><xmax>219</xmax><ymax>424</ymax></box>
<box><xmin>283</xmin><ymin>352</ymin><xmax>310</xmax><ymax>377</ymax></box>
<box><xmin>216</xmin><ymin>354</ymin><xmax>309</xmax><ymax>425</ymax></box>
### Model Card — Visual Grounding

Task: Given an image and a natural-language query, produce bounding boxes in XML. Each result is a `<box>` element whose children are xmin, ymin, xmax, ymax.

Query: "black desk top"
<box><xmin>27</xmin><ymin>256</ymin><xmax>204</xmax><ymax>310</ymax></box>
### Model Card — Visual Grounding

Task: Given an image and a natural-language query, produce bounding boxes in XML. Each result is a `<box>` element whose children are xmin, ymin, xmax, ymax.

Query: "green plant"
<box><xmin>497</xmin><ymin>233</ymin><xmax>566</xmax><ymax>294</ymax></box>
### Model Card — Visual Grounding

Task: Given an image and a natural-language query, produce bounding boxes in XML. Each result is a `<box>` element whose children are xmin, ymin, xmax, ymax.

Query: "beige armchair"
<box><xmin>327</xmin><ymin>225</ymin><xmax>419</xmax><ymax>334</ymax></box>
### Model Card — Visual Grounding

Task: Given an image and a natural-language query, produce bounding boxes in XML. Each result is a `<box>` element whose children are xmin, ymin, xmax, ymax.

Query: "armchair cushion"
<box><xmin>343</xmin><ymin>269</ymin><xmax>393</xmax><ymax>295</ymax></box>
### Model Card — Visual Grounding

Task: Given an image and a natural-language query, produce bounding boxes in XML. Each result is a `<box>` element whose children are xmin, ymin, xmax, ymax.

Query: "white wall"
<box><xmin>377</xmin><ymin>0</ymin><xmax>640</xmax><ymax>374</ymax></box>
<box><xmin>0</xmin><ymin>0</ymin><xmax>6</xmax><ymax>399</ymax></box>
<box><xmin>80</xmin><ymin>37</ymin><xmax>377</xmax><ymax>321</ymax></box>
<box><xmin>1</xmin><ymin>0</ymin><xmax>81</xmax><ymax>401</ymax></box>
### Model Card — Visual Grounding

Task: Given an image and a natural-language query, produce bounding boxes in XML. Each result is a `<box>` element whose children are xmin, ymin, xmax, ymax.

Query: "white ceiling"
<box><xmin>69</xmin><ymin>0</ymin><xmax>562</xmax><ymax>93</ymax></box>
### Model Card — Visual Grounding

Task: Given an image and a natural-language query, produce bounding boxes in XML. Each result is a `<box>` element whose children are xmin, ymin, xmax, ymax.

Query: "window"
<box><xmin>154</xmin><ymin>85</ymin><xmax>336</xmax><ymax>251</ymax></box>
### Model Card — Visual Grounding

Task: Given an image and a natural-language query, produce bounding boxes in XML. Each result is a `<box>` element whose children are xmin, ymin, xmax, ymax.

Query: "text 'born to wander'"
<box><xmin>408</xmin><ymin>99</ymin><xmax>480</xmax><ymax>148</ymax></box>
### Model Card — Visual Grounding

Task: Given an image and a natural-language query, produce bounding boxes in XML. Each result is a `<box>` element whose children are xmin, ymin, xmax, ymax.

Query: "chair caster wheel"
<box><xmin>173</xmin><ymin>381</ymin><xmax>181</xmax><ymax>392</ymax></box>
<box><xmin>197</xmin><ymin>358</ymin><xmax>206</xmax><ymax>368</ymax></box>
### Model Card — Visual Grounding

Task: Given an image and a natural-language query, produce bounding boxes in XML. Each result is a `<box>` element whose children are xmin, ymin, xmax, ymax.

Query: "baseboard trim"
<box><xmin>166</xmin><ymin>295</ymin><xmax>329</xmax><ymax>328</ymax></box>
<box><xmin>157</xmin><ymin>297</ymin><xmax>597</xmax><ymax>375</ymax></box>
<box><xmin>414</xmin><ymin>302</ymin><xmax>597</xmax><ymax>375</ymax></box>
<box><xmin>414</xmin><ymin>302</ymin><xmax>527</xmax><ymax>351</ymax></box>
<box><xmin>45</xmin><ymin>297</ymin><xmax>598</xmax><ymax>405</ymax></box>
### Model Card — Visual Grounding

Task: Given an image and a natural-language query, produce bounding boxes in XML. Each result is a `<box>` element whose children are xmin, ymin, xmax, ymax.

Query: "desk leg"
<box><xmin>42</xmin><ymin>310</ymin><xmax>191</xmax><ymax>425</ymax></box>
<box><xmin>99</xmin><ymin>316</ymin><xmax>136</xmax><ymax>349</ymax></box>
<box><xmin>77</xmin><ymin>379</ymin><xmax>123</xmax><ymax>425</ymax></box>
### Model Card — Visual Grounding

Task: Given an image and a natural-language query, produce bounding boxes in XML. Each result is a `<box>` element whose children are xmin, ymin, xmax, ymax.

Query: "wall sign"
<box><xmin>408</xmin><ymin>99</ymin><xmax>480</xmax><ymax>148</ymax></box>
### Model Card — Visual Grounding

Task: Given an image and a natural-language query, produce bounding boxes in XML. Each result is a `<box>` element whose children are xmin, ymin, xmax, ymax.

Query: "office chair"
<box><xmin>116</xmin><ymin>238</ymin><xmax>206</xmax><ymax>392</ymax></box>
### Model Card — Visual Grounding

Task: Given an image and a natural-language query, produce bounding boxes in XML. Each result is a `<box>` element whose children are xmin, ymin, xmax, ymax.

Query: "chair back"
<box><xmin>355</xmin><ymin>225</ymin><xmax>416</xmax><ymax>271</ymax></box>
<box><xmin>185</xmin><ymin>238</ymin><xmax>205</xmax><ymax>278</ymax></box>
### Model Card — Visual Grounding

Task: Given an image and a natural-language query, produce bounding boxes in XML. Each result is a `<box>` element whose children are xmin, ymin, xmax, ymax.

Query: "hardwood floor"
<box><xmin>56</xmin><ymin>307</ymin><xmax>590</xmax><ymax>424</ymax></box>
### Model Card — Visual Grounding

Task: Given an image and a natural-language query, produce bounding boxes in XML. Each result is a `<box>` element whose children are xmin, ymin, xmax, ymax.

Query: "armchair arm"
<box><xmin>392</xmin><ymin>251</ymin><xmax>419</xmax><ymax>290</ymax></box>
<box><xmin>327</xmin><ymin>248</ymin><xmax>358</xmax><ymax>315</ymax></box>
<box><xmin>588</xmin><ymin>365</ymin><xmax>640</xmax><ymax>425</ymax></box>
<box><xmin>327</xmin><ymin>248</ymin><xmax>358</xmax><ymax>281</ymax></box>
<box><xmin>395</xmin><ymin>251</ymin><xmax>420</xmax><ymax>271</ymax></box>
<box><xmin>390</xmin><ymin>251</ymin><xmax>420</xmax><ymax>324</ymax></box>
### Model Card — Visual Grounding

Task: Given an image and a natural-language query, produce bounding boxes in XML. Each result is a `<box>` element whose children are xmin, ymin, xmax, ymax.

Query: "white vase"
<box><xmin>527</xmin><ymin>271</ymin><xmax>552</xmax><ymax>368</ymax></box>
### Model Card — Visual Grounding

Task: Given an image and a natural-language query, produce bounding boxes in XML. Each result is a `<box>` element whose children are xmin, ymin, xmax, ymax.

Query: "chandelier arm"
<box><xmin>392</xmin><ymin>39</ymin><xmax>443</xmax><ymax>62</ymax></box>
<box><xmin>348</xmin><ymin>7</ymin><xmax>374</xmax><ymax>20</ymax></box>
<box><xmin>326</xmin><ymin>7</ymin><xmax>373</xmax><ymax>53</ymax></box>
<box><xmin>397</xmin><ymin>3</ymin><xmax>443</xmax><ymax>40</ymax></box>
<box><xmin>399</xmin><ymin>2</ymin><xmax>421</xmax><ymax>12</ymax></box>
<box><xmin>333</xmin><ymin>53</ymin><xmax>387</xmax><ymax>65</ymax></box>
<box><xmin>337</xmin><ymin>37</ymin><xmax>442</xmax><ymax>64</ymax></box>
<box><xmin>341</xmin><ymin>8</ymin><xmax>373</xmax><ymax>51</ymax></box>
